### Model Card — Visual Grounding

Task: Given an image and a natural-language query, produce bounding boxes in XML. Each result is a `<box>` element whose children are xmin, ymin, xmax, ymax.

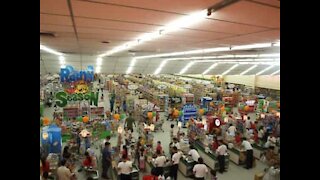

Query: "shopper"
<box><xmin>193</xmin><ymin>157</ymin><xmax>208</xmax><ymax>180</ymax></box>
<box><xmin>156</xmin><ymin>141</ymin><xmax>163</xmax><ymax>154</ymax></box>
<box><xmin>262</xmin><ymin>164</ymin><xmax>280</xmax><ymax>180</ymax></box>
<box><xmin>125</xmin><ymin>113</ymin><xmax>136</xmax><ymax>133</ymax></box>
<box><xmin>210</xmin><ymin>169</ymin><xmax>218</xmax><ymax>180</ymax></box>
<box><xmin>102</xmin><ymin>142</ymin><xmax>112</xmax><ymax>179</ymax></box>
<box><xmin>241</xmin><ymin>137</ymin><xmax>253</xmax><ymax>169</ymax></box>
<box><xmin>101</xmin><ymin>136</ymin><xmax>111</xmax><ymax>151</ymax></box>
<box><xmin>171</xmin><ymin>147</ymin><xmax>181</xmax><ymax>180</ymax></box>
<box><xmin>85</xmin><ymin>136</ymin><xmax>91</xmax><ymax>150</ymax></box>
<box><xmin>227</xmin><ymin>123</ymin><xmax>237</xmax><ymax>137</ymax></box>
<box><xmin>122</xmin><ymin>145</ymin><xmax>128</xmax><ymax>158</ymax></box>
<box><xmin>62</xmin><ymin>146</ymin><xmax>71</xmax><ymax>160</ymax></box>
<box><xmin>212</xmin><ymin>137</ymin><xmax>219</xmax><ymax>151</ymax></box>
<box><xmin>188</xmin><ymin>145</ymin><xmax>200</xmax><ymax>163</ymax></box>
<box><xmin>118</xmin><ymin>154</ymin><xmax>133</xmax><ymax>180</ymax></box>
<box><xmin>41</xmin><ymin>157</ymin><xmax>50</xmax><ymax>177</ymax></box>
<box><xmin>216</xmin><ymin>141</ymin><xmax>227</xmax><ymax>173</ymax></box>
<box><xmin>82</xmin><ymin>151</ymin><xmax>93</xmax><ymax>168</ymax></box>
<box><xmin>122</xmin><ymin>100</ymin><xmax>127</xmax><ymax>113</ymax></box>
<box><xmin>139</xmin><ymin>148</ymin><xmax>146</xmax><ymax>172</ymax></box>
<box><xmin>57</xmin><ymin>159</ymin><xmax>75</xmax><ymax>180</ymax></box>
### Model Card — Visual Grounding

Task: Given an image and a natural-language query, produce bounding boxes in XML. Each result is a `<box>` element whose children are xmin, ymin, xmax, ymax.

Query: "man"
<box><xmin>153</xmin><ymin>150</ymin><xmax>167</xmax><ymax>176</ymax></box>
<box><xmin>241</xmin><ymin>137</ymin><xmax>253</xmax><ymax>169</ymax></box>
<box><xmin>216</xmin><ymin>141</ymin><xmax>227</xmax><ymax>173</ymax></box>
<box><xmin>188</xmin><ymin>145</ymin><xmax>200</xmax><ymax>163</ymax></box>
<box><xmin>170</xmin><ymin>138</ymin><xmax>181</xmax><ymax>157</ymax></box>
<box><xmin>193</xmin><ymin>157</ymin><xmax>208</xmax><ymax>180</ymax></box>
<box><xmin>125</xmin><ymin>113</ymin><xmax>136</xmax><ymax>133</ymax></box>
<box><xmin>171</xmin><ymin>147</ymin><xmax>181</xmax><ymax>180</ymax></box>
<box><xmin>102</xmin><ymin>142</ymin><xmax>112</xmax><ymax>179</ymax></box>
<box><xmin>228</xmin><ymin>123</ymin><xmax>237</xmax><ymax>137</ymax></box>
<box><xmin>56</xmin><ymin>159</ymin><xmax>75</xmax><ymax>180</ymax></box>
<box><xmin>117</xmin><ymin>154</ymin><xmax>133</xmax><ymax>180</ymax></box>
<box><xmin>101</xmin><ymin>136</ymin><xmax>111</xmax><ymax>152</ymax></box>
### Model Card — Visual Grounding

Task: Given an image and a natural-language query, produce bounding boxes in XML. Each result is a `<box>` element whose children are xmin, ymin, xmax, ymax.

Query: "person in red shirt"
<box><xmin>235</xmin><ymin>132</ymin><xmax>242</xmax><ymax>146</ymax></box>
<box><xmin>122</xmin><ymin>145</ymin><xmax>128</xmax><ymax>158</ymax></box>
<box><xmin>156</xmin><ymin>141</ymin><xmax>163</xmax><ymax>154</ymax></box>
<box><xmin>250</xmin><ymin>121</ymin><xmax>257</xmax><ymax>130</ymax></box>
<box><xmin>212</xmin><ymin>137</ymin><xmax>219</xmax><ymax>151</ymax></box>
<box><xmin>83</xmin><ymin>152</ymin><xmax>92</xmax><ymax>167</ymax></box>
<box><xmin>41</xmin><ymin>157</ymin><xmax>50</xmax><ymax>175</ymax></box>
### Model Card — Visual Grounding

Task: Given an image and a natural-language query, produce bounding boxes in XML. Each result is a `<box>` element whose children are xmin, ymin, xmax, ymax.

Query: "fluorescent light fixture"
<box><xmin>231</xmin><ymin>43</ymin><xmax>271</xmax><ymax>50</ymax></box>
<box><xmin>259</xmin><ymin>53</ymin><xmax>280</xmax><ymax>57</ymax></box>
<box><xmin>240</xmin><ymin>65</ymin><xmax>258</xmax><ymax>75</ymax></box>
<box><xmin>256</xmin><ymin>65</ymin><xmax>274</xmax><ymax>75</ymax></box>
<box><xmin>273</xmin><ymin>41</ymin><xmax>280</xmax><ymax>47</ymax></box>
<box><xmin>126</xmin><ymin>66</ymin><xmax>133</xmax><ymax>74</ymax></box>
<box><xmin>97</xmin><ymin>57</ymin><xmax>102</xmax><ymax>66</ymax></box>
<box><xmin>60</xmin><ymin>65</ymin><xmax>66</xmax><ymax>68</ymax></box>
<box><xmin>270</xmin><ymin>70</ymin><xmax>280</xmax><ymax>75</ymax></box>
<box><xmin>125</xmin><ymin>43</ymin><xmax>279</xmax><ymax>74</ymax></box>
<box><xmin>202</xmin><ymin>63</ymin><xmax>218</xmax><ymax>75</ymax></box>
<box><xmin>178</xmin><ymin>61</ymin><xmax>195</xmax><ymax>75</ymax></box>
<box><xmin>59</xmin><ymin>56</ymin><xmax>65</xmax><ymax>65</ymax></box>
<box><xmin>96</xmin><ymin>67</ymin><xmax>101</xmax><ymax>73</ymax></box>
<box><xmin>154</xmin><ymin>60</ymin><xmax>168</xmax><ymax>75</ymax></box>
<box><xmin>99</xmin><ymin>10</ymin><xmax>207</xmax><ymax>57</ymax></box>
<box><xmin>221</xmin><ymin>64</ymin><xmax>239</xmax><ymax>75</ymax></box>
<box><xmin>40</xmin><ymin>45</ymin><xmax>63</xmax><ymax>56</ymax></box>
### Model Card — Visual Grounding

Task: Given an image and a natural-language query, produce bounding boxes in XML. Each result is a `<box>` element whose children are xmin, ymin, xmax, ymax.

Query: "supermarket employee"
<box><xmin>188</xmin><ymin>145</ymin><xmax>200</xmax><ymax>162</ymax></box>
<box><xmin>117</xmin><ymin>154</ymin><xmax>133</xmax><ymax>180</ymax></box>
<box><xmin>171</xmin><ymin>147</ymin><xmax>182</xmax><ymax>180</ymax></box>
<box><xmin>241</xmin><ymin>137</ymin><xmax>254</xmax><ymax>169</ymax></box>
<box><xmin>216</xmin><ymin>141</ymin><xmax>227</xmax><ymax>173</ymax></box>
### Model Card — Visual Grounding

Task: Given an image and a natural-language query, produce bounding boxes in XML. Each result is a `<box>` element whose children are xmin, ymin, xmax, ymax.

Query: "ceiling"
<box><xmin>40</xmin><ymin>0</ymin><xmax>280</xmax><ymax>75</ymax></box>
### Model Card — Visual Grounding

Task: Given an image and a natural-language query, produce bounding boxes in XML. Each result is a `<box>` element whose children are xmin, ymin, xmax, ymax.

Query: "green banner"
<box><xmin>55</xmin><ymin>91</ymin><xmax>99</xmax><ymax>107</ymax></box>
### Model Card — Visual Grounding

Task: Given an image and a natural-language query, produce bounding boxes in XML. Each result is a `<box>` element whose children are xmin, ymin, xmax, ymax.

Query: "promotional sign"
<box><xmin>55</xmin><ymin>91</ymin><xmax>99</xmax><ymax>107</ymax></box>
<box><xmin>60</xmin><ymin>65</ymin><xmax>94</xmax><ymax>83</ymax></box>
<box><xmin>55</xmin><ymin>65</ymin><xmax>99</xmax><ymax>107</ymax></box>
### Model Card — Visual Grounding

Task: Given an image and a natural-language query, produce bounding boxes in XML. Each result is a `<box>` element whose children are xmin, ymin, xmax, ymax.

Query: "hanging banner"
<box><xmin>55</xmin><ymin>91</ymin><xmax>99</xmax><ymax>107</ymax></box>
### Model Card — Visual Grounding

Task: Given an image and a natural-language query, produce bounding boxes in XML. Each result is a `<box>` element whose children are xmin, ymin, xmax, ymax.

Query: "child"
<box><xmin>139</xmin><ymin>148</ymin><xmax>146</xmax><ymax>172</ymax></box>
<box><xmin>170</xmin><ymin>124</ymin><xmax>174</xmax><ymax>139</ymax></box>
<box><xmin>211</xmin><ymin>169</ymin><xmax>218</xmax><ymax>180</ymax></box>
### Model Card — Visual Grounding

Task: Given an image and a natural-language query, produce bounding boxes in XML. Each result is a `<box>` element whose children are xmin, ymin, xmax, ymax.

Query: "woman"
<box><xmin>212</xmin><ymin>137</ymin><xmax>219</xmax><ymax>151</ymax></box>
<box><xmin>41</xmin><ymin>157</ymin><xmax>50</xmax><ymax>177</ymax></box>
<box><xmin>82</xmin><ymin>151</ymin><xmax>92</xmax><ymax>167</ymax></box>
<box><xmin>122</xmin><ymin>145</ymin><xmax>128</xmax><ymax>158</ymax></box>
<box><xmin>62</xmin><ymin>146</ymin><xmax>71</xmax><ymax>160</ymax></box>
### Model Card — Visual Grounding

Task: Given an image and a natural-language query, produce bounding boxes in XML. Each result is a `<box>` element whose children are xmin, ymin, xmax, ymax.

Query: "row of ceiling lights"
<box><xmin>40</xmin><ymin>44</ymin><xmax>280</xmax><ymax>75</ymax></box>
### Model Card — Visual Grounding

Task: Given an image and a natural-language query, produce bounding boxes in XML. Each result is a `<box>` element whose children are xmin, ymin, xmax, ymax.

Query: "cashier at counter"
<box><xmin>169</xmin><ymin>138</ymin><xmax>181</xmax><ymax>156</ymax></box>
<box><xmin>188</xmin><ymin>145</ymin><xmax>200</xmax><ymax>163</ymax></box>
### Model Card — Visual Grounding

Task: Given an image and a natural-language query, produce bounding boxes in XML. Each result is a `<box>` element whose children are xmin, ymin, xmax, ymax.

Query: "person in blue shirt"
<box><xmin>102</xmin><ymin>142</ymin><xmax>112</xmax><ymax>179</ymax></box>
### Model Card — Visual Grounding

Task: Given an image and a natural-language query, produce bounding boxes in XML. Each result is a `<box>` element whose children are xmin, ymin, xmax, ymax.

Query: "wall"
<box><xmin>183</xmin><ymin>75</ymin><xmax>280</xmax><ymax>90</ymax></box>
<box><xmin>255</xmin><ymin>75</ymin><xmax>280</xmax><ymax>90</ymax></box>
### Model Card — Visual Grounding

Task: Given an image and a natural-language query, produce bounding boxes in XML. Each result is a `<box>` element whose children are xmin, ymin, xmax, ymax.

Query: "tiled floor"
<box><xmin>43</xmin><ymin>91</ymin><xmax>268</xmax><ymax>180</ymax></box>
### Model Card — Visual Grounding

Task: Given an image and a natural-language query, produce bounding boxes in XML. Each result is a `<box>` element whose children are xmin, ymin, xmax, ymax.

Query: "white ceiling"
<box><xmin>40</xmin><ymin>0</ymin><xmax>280</xmax><ymax>75</ymax></box>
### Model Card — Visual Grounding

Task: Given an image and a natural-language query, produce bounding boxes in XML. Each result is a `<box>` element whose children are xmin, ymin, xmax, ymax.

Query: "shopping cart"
<box><xmin>154</xmin><ymin>119</ymin><xmax>164</xmax><ymax>132</ymax></box>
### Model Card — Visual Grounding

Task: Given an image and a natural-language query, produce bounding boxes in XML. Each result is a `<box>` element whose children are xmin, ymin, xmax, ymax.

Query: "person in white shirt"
<box><xmin>188</xmin><ymin>145</ymin><xmax>200</xmax><ymax>162</ymax></box>
<box><xmin>170</xmin><ymin>138</ymin><xmax>181</xmax><ymax>156</ymax></box>
<box><xmin>263</xmin><ymin>165</ymin><xmax>280</xmax><ymax>180</ymax></box>
<box><xmin>153</xmin><ymin>150</ymin><xmax>167</xmax><ymax>176</ymax></box>
<box><xmin>241</xmin><ymin>137</ymin><xmax>253</xmax><ymax>169</ymax></box>
<box><xmin>56</xmin><ymin>159</ymin><xmax>75</xmax><ymax>180</ymax></box>
<box><xmin>117</xmin><ymin>154</ymin><xmax>133</xmax><ymax>180</ymax></box>
<box><xmin>171</xmin><ymin>147</ymin><xmax>181</xmax><ymax>180</ymax></box>
<box><xmin>193</xmin><ymin>157</ymin><xmax>208</xmax><ymax>180</ymax></box>
<box><xmin>228</xmin><ymin>123</ymin><xmax>237</xmax><ymax>137</ymax></box>
<box><xmin>216</xmin><ymin>141</ymin><xmax>227</xmax><ymax>173</ymax></box>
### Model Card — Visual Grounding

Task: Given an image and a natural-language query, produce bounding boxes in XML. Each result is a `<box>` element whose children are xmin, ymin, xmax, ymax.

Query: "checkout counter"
<box><xmin>112</xmin><ymin>164</ymin><xmax>139</xmax><ymax>180</ymax></box>
<box><xmin>192</xmin><ymin>140</ymin><xmax>229</xmax><ymax>171</ymax></box>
